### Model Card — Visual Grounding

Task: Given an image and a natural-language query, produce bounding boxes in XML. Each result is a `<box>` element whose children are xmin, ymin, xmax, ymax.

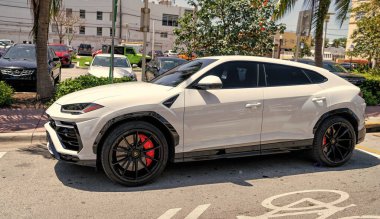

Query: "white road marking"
<box><xmin>357</xmin><ymin>149</ymin><xmax>380</xmax><ymax>159</ymax></box>
<box><xmin>0</xmin><ymin>152</ymin><xmax>6</xmax><ymax>159</ymax></box>
<box><xmin>184</xmin><ymin>204</ymin><xmax>211</xmax><ymax>219</ymax></box>
<box><xmin>157</xmin><ymin>208</ymin><xmax>182</xmax><ymax>219</ymax></box>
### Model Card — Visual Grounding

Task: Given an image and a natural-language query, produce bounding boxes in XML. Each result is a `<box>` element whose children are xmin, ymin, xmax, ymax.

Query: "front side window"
<box><xmin>151</xmin><ymin>59</ymin><xmax>217</xmax><ymax>87</ymax></box>
<box><xmin>125</xmin><ymin>48</ymin><xmax>135</xmax><ymax>54</ymax></box>
<box><xmin>263</xmin><ymin>63</ymin><xmax>311</xmax><ymax>86</ymax></box>
<box><xmin>113</xmin><ymin>47</ymin><xmax>124</xmax><ymax>55</ymax></box>
<box><xmin>92</xmin><ymin>57</ymin><xmax>131</xmax><ymax>68</ymax></box>
<box><xmin>194</xmin><ymin>61</ymin><xmax>259</xmax><ymax>89</ymax></box>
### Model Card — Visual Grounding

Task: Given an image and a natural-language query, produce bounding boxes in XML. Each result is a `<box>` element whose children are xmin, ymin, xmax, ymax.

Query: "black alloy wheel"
<box><xmin>101</xmin><ymin>122</ymin><xmax>168</xmax><ymax>186</ymax></box>
<box><xmin>312</xmin><ymin>117</ymin><xmax>356</xmax><ymax>167</ymax></box>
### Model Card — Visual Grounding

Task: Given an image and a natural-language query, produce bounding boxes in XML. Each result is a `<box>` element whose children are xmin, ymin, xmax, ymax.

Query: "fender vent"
<box><xmin>163</xmin><ymin>94</ymin><xmax>179</xmax><ymax>108</ymax></box>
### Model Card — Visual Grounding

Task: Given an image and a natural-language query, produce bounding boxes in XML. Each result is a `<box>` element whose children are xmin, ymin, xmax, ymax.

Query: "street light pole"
<box><xmin>141</xmin><ymin>0</ymin><xmax>149</xmax><ymax>82</ymax></box>
<box><xmin>109</xmin><ymin>0</ymin><xmax>117</xmax><ymax>83</ymax></box>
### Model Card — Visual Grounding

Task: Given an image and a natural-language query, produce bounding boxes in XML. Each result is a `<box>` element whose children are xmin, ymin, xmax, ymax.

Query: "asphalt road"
<box><xmin>0</xmin><ymin>133</ymin><xmax>379</xmax><ymax>218</ymax></box>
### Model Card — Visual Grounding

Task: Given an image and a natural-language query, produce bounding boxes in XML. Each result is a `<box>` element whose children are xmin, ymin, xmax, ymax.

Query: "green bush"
<box><xmin>359</xmin><ymin>78</ymin><xmax>380</xmax><ymax>106</ymax></box>
<box><xmin>0</xmin><ymin>81</ymin><xmax>14</xmax><ymax>107</ymax></box>
<box><xmin>51</xmin><ymin>75</ymin><xmax>133</xmax><ymax>103</ymax></box>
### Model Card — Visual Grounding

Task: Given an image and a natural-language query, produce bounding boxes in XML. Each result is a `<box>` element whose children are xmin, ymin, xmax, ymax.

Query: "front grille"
<box><xmin>0</xmin><ymin>69</ymin><xmax>35</xmax><ymax>76</ymax></box>
<box><xmin>49</xmin><ymin>118</ymin><xmax>83</xmax><ymax>152</ymax></box>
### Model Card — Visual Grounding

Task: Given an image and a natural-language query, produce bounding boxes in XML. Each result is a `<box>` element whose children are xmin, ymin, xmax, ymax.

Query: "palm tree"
<box><xmin>275</xmin><ymin>0</ymin><xmax>350</xmax><ymax>67</ymax></box>
<box><xmin>29</xmin><ymin>0</ymin><xmax>61</xmax><ymax>100</ymax></box>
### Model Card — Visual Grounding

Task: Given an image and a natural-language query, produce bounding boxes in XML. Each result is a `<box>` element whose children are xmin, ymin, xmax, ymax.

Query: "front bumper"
<box><xmin>357</xmin><ymin>126</ymin><xmax>366</xmax><ymax>144</ymax></box>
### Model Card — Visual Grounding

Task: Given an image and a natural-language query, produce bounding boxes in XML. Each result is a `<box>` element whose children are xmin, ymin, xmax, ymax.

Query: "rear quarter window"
<box><xmin>302</xmin><ymin>69</ymin><xmax>328</xmax><ymax>84</ymax></box>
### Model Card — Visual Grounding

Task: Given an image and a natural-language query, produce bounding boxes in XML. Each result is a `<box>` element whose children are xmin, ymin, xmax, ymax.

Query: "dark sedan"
<box><xmin>0</xmin><ymin>44</ymin><xmax>61</xmax><ymax>91</ymax></box>
<box><xmin>295</xmin><ymin>59</ymin><xmax>365</xmax><ymax>85</ymax></box>
<box><xmin>145</xmin><ymin>57</ymin><xmax>188</xmax><ymax>81</ymax></box>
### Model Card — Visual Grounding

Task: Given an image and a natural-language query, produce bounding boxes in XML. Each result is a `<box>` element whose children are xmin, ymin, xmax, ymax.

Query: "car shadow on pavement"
<box><xmin>53</xmin><ymin>149</ymin><xmax>380</xmax><ymax>192</ymax></box>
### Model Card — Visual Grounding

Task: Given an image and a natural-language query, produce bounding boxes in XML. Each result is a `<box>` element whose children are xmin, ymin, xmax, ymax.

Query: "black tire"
<box><xmin>101</xmin><ymin>121</ymin><xmax>168</xmax><ymax>186</ymax></box>
<box><xmin>312</xmin><ymin>116</ymin><xmax>356</xmax><ymax>167</ymax></box>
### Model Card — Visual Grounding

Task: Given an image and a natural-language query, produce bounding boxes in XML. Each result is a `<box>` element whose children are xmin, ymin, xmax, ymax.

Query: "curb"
<box><xmin>0</xmin><ymin>132</ymin><xmax>46</xmax><ymax>145</ymax></box>
<box><xmin>366</xmin><ymin>122</ymin><xmax>380</xmax><ymax>133</ymax></box>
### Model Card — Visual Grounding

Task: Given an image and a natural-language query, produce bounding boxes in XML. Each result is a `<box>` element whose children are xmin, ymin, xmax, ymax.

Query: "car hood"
<box><xmin>88</xmin><ymin>66</ymin><xmax>134</xmax><ymax>78</ymax></box>
<box><xmin>333</xmin><ymin>72</ymin><xmax>365</xmax><ymax>79</ymax></box>
<box><xmin>56</xmin><ymin>82</ymin><xmax>172</xmax><ymax>105</ymax></box>
<box><xmin>0</xmin><ymin>58</ymin><xmax>36</xmax><ymax>68</ymax></box>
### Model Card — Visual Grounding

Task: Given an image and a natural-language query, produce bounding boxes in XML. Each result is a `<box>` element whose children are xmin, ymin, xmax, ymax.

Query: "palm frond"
<box><xmin>274</xmin><ymin>0</ymin><xmax>299</xmax><ymax>20</ymax></box>
<box><xmin>334</xmin><ymin>0</ymin><xmax>350</xmax><ymax>26</ymax></box>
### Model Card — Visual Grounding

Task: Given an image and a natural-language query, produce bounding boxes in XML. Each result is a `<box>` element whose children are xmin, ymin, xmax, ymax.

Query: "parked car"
<box><xmin>178</xmin><ymin>52</ymin><xmax>197</xmax><ymax>61</ymax></box>
<box><xmin>0</xmin><ymin>39</ymin><xmax>14</xmax><ymax>49</ymax></box>
<box><xmin>340</xmin><ymin>62</ymin><xmax>357</xmax><ymax>70</ymax></box>
<box><xmin>107</xmin><ymin>45</ymin><xmax>151</xmax><ymax>67</ymax></box>
<box><xmin>77</xmin><ymin>43</ymin><xmax>93</xmax><ymax>56</ymax></box>
<box><xmin>88</xmin><ymin>54</ymin><xmax>136</xmax><ymax>80</ymax></box>
<box><xmin>147</xmin><ymin>50</ymin><xmax>164</xmax><ymax>57</ymax></box>
<box><xmin>145</xmin><ymin>57</ymin><xmax>188</xmax><ymax>81</ymax></box>
<box><xmin>49</xmin><ymin>44</ymin><xmax>72</xmax><ymax>67</ymax></box>
<box><xmin>0</xmin><ymin>44</ymin><xmax>61</xmax><ymax>90</ymax></box>
<box><xmin>46</xmin><ymin>56</ymin><xmax>365</xmax><ymax>186</ymax></box>
<box><xmin>295</xmin><ymin>59</ymin><xmax>365</xmax><ymax>85</ymax></box>
<box><xmin>0</xmin><ymin>48</ymin><xmax>7</xmax><ymax>58</ymax></box>
<box><xmin>92</xmin><ymin>49</ymin><xmax>102</xmax><ymax>58</ymax></box>
<box><xmin>163</xmin><ymin>50</ymin><xmax>178</xmax><ymax>57</ymax></box>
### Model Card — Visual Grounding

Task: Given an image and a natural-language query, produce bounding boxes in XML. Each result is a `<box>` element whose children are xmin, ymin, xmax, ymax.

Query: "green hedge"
<box><xmin>0</xmin><ymin>81</ymin><xmax>14</xmax><ymax>107</ymax></box>
<box><xmin>359</xmin><ymin>78</ymin><xmax>380</xmax><ymax>106</ymax></box>
<box><xmin>51</xmin><ymin>75</ymin><xmax>133</xmax><ymax>103</ymax></box>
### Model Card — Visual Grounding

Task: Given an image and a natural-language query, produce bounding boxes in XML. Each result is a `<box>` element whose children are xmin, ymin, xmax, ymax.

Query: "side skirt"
<box><xmin>174</xmin><ymin>139</ymin><xmax>313</xmax><ymax>163</ymax></box>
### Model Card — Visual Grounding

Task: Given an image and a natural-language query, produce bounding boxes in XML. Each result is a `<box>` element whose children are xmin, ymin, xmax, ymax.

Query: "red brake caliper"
<box><xmin>138</xmin><ymin>134</ymin><xmax>154</xmax><ymax>166</ymax></box>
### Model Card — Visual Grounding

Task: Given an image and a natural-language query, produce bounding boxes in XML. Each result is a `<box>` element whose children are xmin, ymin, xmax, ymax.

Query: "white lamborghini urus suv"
<box><xmin>45</xmin><ymin>56</ymin><xmax>366</xmax><ymax>186</ymax></box>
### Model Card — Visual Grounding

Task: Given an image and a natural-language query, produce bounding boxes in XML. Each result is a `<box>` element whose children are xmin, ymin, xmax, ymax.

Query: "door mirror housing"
<box><xmin>195</xmin><ymin>75</ymin><xmax>222</xmax><ymax>90</ymax></box>
<box><xmin>132</xmin><ymin>64</ymin><xmax>138</xmax><ymax>68</ymax></box>
<box><xmin>52</xmin><ymin>57</ymin><xmax>60</xmax><ymax>62</ymax></box>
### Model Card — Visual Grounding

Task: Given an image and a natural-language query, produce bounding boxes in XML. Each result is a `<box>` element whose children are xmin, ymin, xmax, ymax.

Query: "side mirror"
<box><xmin>53</xmin><ymin>57</ymin><xmax>60</xmax><ymax>62</ymax></box>
<box><xmin>84</xmin><ymin>61</ymin><xmax>90</xmax><ymax>66</ymax></box>
<box><xmin>132</xmin><ymin>64</ymin><xmax>138</xmax><ymax>68</ymax></box>
<box><xmin>195</xmin><ymin>75</ymin><xmax>222</xmax><ymax>90</ymax></box>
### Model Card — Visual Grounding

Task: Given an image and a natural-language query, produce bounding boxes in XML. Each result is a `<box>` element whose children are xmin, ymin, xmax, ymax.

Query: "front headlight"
<box><xmin>61</xmin><ymin>103</ymin><xmax>104</xmax><ymax>114</ymax></box>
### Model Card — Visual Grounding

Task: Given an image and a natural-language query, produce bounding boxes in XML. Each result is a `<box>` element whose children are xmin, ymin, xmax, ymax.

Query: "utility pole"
<box><xmin>141</xmin><ymin>0</ymin><xmax>150</xmax><ymax>82</ymax></box>
<box><xmin>151</xmin><ymin>20</ymin><xmax>155</xmax><ymax>60</ymax></box>
<box><xmin>109</xmin><ymin>0</ymin><xmax>117</xmax><ymax>83</ymax></box>
<box><xmin>119</xmin><ymin>0</ymin><xmax>122</xmax><ymax>41</ymax></box>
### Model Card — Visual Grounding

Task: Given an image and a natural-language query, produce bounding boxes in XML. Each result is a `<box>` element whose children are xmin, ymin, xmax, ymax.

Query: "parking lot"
<box><xmin>0</xmin><ymin>133</ymin><xmax>379</xmax><ymax>218</ymax></box>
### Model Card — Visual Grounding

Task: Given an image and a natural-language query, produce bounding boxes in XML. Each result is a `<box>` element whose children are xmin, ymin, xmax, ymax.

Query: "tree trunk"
<box><xmin>36</xmin><ymin>0</ymin><xmax>54</xmax><ymax>100</ymax></box>
<box><xmin>314</xmin><ymin>2</ymin><xmax>329</xmax><ymax>67</ymax></box>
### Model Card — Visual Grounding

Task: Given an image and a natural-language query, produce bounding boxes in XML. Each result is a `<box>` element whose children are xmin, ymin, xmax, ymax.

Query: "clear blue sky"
<box><xmin>173</xmin><ymin>0</ymin><xmax>349</xmax><ymax>41</ymax></box>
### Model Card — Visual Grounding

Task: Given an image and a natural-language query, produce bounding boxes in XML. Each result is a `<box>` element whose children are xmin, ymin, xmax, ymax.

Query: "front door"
<box><xmin>183</xmin><ymin>61</ymin><xmax>264</xmax><ymax>155</ymax></box>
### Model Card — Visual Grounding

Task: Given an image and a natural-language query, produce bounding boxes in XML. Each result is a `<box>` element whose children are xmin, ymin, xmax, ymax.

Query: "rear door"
<box><xmin>260</xmin><ymin>63</ymin><xmax>328</xmax><ymax>150</ymax></box>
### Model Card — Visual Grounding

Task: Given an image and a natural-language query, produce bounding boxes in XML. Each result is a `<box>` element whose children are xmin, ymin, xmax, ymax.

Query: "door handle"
<box><xmin>246</xmin><ymin>103</ymin><xmax>261</xmax><ymax>108</ymax></box>
<box><xmin>312</xmin><ymin>97</ymin><xmax>326</xmax><ymax>102</ymax></box>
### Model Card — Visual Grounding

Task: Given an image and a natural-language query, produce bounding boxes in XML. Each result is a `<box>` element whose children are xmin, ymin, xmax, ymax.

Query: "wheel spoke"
<box><xmin>123</xmin><ymin>136</ymin><xmax>133</xmax><ymax>148</ymax></box>
<box><xmin>134</xmin><ymin>159</ymin><xmax>138</xmax><ymax>179</ymax></box>
<box><xmin>337</xmin><ymin>129</ymin><xmax>349</xmax><ymax>139</ymax></box>
<box><xmin>331</xmin><ymin>146</ymin><xmax>337</xmax><ymax>162</ymax></box>
<box><xmin>336</xmin><ymin>143</ymin><xmax>349</xmax><ymax>152</ymax></box>
<box><xmin>142</xmin><ymin>154</ymin><xmax>159</xmax><ymax>162</ymax></box>
<box><xmin>335</xmin><ymin>145</ymin><xmax>345</xmax><ymax>160</ymax></box>
<box><xmin>121</xmin><ymin>159</ymin><xmax>132</xmax><ymax>176</ymax></box>
<box><xmin>143</xmin><ymin>145</ymin><xmax>161</xmax><ymax>153</ymax></box>
<box><xmin>112</xmin><ymin>157</ymin><xmax>129</xmax><ymax>166</ymax></box>
<box><xmin>112</xmin><ymin>147</ymin><xmax>128</xmax><ymax>153</ymax></box>
<box><xmin>333</xmin><ymin>124</ymin><xmax>343</xmax><ymax>138</ymax></box>
<box><xmin>133</xmin><ymin>131</ymin><xmax>139</xmax><ymax>147</ymax></box>
<box><xmin>337</xmin><ymin>139</ymin><xmax>352</xmax><ymax>142</ymax></box>
<box><xmin>138</xmin><ymin>135</ymin><xmax>152</xmax><ymax>148</ymax></box>
<box><xmin>139</xmin><ymin>158</ymin><xmax>151</xmax><ymax>173</ymax></box>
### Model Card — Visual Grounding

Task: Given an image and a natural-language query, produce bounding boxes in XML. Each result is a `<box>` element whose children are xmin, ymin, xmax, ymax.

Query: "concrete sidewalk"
<box><xmin>0</xmin><ymin>105</ymin><xmax>379</xmax><ymax>144</ymax></box>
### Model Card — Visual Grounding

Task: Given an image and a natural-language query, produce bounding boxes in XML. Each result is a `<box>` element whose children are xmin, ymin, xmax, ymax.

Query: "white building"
<box><xmin>0</xmin><ymin>0</ymin><xmax>191</xmax><ymax>52</ymax></box>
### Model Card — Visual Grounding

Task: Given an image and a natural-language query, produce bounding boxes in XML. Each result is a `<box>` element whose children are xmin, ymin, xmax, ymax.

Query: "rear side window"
<box><xmin>263</xmin><ymin>63</ymin><xmax>311</xmax><ymax>86</ymax></box>
<box><xmin>302</xmin><ymin>69</ymin><xmax>327</xmax><ymax>83</ymax></box>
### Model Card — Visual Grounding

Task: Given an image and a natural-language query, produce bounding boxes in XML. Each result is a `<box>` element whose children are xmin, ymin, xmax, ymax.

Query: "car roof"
<box><xmin>49</xmin><ymin>44</ymin><xmax>66</xmax><ymax>46</ymax></box>
<box><xmin>198</xmin><ymin>55</ymin><xmax>330</xmax><ymax>73</ymax></box>
<box><xmin>156</xmin><ymin>57</ymin><xmax>184</xmax><ymax>61</ymax></box>
<box><xmin>95</xmin><ymin>54</ymin><xmax>126</xmax><ymax>58</ymax></box>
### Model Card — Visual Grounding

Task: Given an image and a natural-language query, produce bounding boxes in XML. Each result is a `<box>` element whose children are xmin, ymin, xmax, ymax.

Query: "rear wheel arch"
<box><xmin>94</xmin><ymin>112</ymin><xmax>179</xmax><ymax>167</ymax></box>
<box><xmin>313</xmin><ymin>108</ymin><xmax>359</xmax><ymax>141</ymax></box>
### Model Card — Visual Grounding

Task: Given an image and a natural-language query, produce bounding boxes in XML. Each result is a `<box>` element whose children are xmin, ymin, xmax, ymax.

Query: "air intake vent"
<box><xmin>163</xmin><ymin>94</ymin><xmax>179</xmax><ymax>108</ymax></box>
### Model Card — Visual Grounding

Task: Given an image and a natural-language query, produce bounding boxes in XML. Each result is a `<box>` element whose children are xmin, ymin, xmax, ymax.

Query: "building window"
<box><xmin>162</xmin><ymin>14</ymin><xmax>178</xmax><ymax>26</ymax></box>
<box><xmin>66</xmin><ymin>27</ymin><xmax>73</xmax><ymax>34</ymax></box>
<box><xmin>51</xmin><ymin>23</ymin><xmax>58</xmax><ymax>33</ymax></box>
<box><xmin>79</xmin><ymin>26</ymin><xmax>85</xmax><ymax>35</ymax></box>
<box><xmin>110</xmin><ymin>27</ymin><xmax>113</xmax><ymax>37</ymax></box>
<box><xmin>66</xmin><ymin>8</ymin><xmax>72</xmax><ymax>17</ymax></box>
<box><xmin>160</xmin><ymin>32</ymin><xmax>168</xmax><ymax>38</ymax></box>
<box><xmin>80</xmin><ymin>10</ymin><xmax>85</xmax><ymax>19</ymax></box>
<box><xmin>97</xmin><ymin>11</ymin><xmax>103</xmax><ymax>20</ymax></box>
<box><xmin>97</xmin><ymin>27</ymin><xmax>102</xmax><ymax>36</ymax></box>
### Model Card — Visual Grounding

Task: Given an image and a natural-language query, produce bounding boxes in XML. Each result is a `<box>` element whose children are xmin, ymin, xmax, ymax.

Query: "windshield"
<box><xmin>92</xmin><ymin>56</ymin><xmax>131</xmax><ymax>68</ymax></box>
<box><xmin>3</xmin><ymin>46</ymin><xmax>35</xmax><ymax>60</ymax></box>
<box><xmin>323</xmin><ymin>63</ymin><xmax>348</xmax><ymax>73</ymax></box>
<box><xmin>50</xmin><ymin>45</ymin><xmax>68</xmax><ymax>52</ymax></box>
<box><xmin>160</xmin><ymin>58</ymin><xmax>188</xmax><ymax>71</ymax></box>
<box><xmin>151</xmin><ymin>59</ymin><xmax>217</xmax><ymax>87</ymax></box>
